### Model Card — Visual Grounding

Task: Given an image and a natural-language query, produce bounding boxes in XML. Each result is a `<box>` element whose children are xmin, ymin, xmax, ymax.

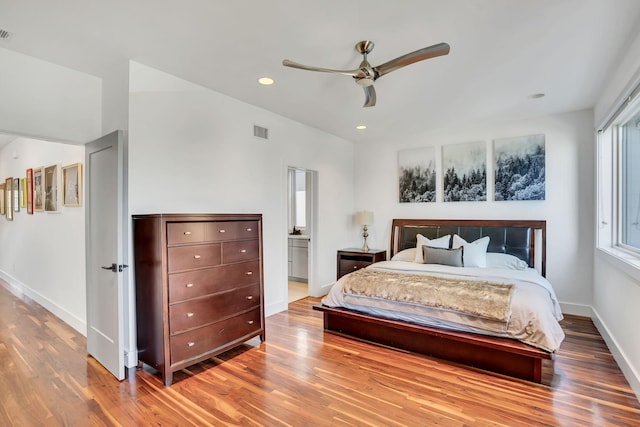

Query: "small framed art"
<box><xmin>5</xmin><ymin>177</ymin><xmax>13</xmax><ymax>220</ymax></box>
<box><xmin>62</xmin><ymin>163</ymin><xmax>82</xmax><ymax>207</ymax></box>
<box><xmin>33</xmin><ymin>167</ymin><xmax>44</xmax><ymax>212</ymax></box>
<box><xmin>20</xmin><ymin>177</ymin><xmax>27</xmax><ymax>208</ymax></box>
<box><xmin>0</xmin><ymin>183</ymin><xmax>5</xmax><ymax>215</ymax></box>
<box><xmin>13</xmin><ymin>178</ymin><xmax>19</xmax><ymax>212</ymax></box>
<box><xmin>44</xmin><ymin>164</ymin><xmax>61</xmax><ymax>212</ymax></box>
<box><xmin>26</xmin><ymin>168</ymin><xmax>34</xmax><ymax>214</ymax></box>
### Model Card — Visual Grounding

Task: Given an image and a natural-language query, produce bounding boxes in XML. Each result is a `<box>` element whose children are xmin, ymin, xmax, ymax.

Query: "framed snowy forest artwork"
<box><xmin>442</xmin><ymin>141</ymin><xmax>487</xmax><ymax>202</ymax></box>
<box><xmin>398</xmin><ymin>147</ymin><xmax>436</xmax><ymax>202</ymax></box>
<box><xmin>494</xmin><ymin>134</ymin><xmax>545</xmax><ymax>201</ymax></box>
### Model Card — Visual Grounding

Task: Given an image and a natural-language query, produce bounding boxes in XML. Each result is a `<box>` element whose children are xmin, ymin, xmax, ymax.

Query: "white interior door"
<box><xmin>85</xmin><ymin>130</ymin><xmax>126</xmax><ymax>380</ymax></box>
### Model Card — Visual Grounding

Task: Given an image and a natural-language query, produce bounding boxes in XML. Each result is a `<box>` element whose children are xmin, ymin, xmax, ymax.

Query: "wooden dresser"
<box><xmin>132</xmin><ymin>213</ymin><xmax>264</xmax><ymax>386</ymax></box>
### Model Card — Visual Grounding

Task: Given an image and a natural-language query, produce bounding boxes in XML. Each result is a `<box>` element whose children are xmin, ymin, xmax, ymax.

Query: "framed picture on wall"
<box><xmin>13</xmin><ymin>178</ymin><xmax>20</xmax><ymax>212</ymax></box>
<box><xmin>398</xmin><ymin>147</ymin><xmax>437</xmax><ymax>203</ymax></box>
<box><xmin>26</xmin><ymin>168</ymin><xmax>34</xmax><ymax>215</ymax></box>
<box><xmin>44</xmin><ymin>164</ymin><xmax>61</xmax><ymax>212</ymax></box>
<box><xmin>442</xmin><ymin>141</ymin><xmax>487</xmax><ymax>202</ymax></box>
<box><xmin>33</xmin><ymin>167</ymin><xmax>44</xmax><ymax>212</ymax></box>
<box><xmin>0</xmin><ymin>183</ymin><xmax>5</xmax><ymax>215</ymax></box>
<box><xmin>62</xmin><ymin>163</ymin><xmax>82</xmax><ymax>207</ymax></box>
<box><xmin>5</xmin><ymin>177</ymin><xmax>13</xmax><ymax>220</ymax></box>
<box><xmin>20</xmin><ymin>177</ymin><xmax>27</xmax><ymax>208</ymax></box>
<box><xmin>493</xmin><ymin>134</ymin><xmax>546</xmax><ymax>201</ymax></box>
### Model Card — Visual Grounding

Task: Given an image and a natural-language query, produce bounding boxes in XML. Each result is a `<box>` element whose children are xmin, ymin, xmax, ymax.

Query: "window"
<box><xmin>288</xmin><ymin>168</ymin><xmax>309</xmax><ymax>232</ymax></box>
<box><xmin>620</xmin><ymin>109</ymin><xmax>640</xmax><ymax>249</ymax></box>
<box><xmin>597</xmin><ymin>89</ymin><xmax>640</xmax><ymax>256</ymax></box>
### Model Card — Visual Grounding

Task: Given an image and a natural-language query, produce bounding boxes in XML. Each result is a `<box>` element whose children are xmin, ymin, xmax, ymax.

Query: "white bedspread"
<box><xmin>322</xmin><ymin>260</ymin><xmax>565</xmax><ymax>352</ymax></box>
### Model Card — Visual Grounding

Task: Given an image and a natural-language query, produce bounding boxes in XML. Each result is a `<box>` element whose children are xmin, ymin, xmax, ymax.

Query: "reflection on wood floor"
<box><xmin>0</xmin><ymin>280</ymin><xmax>639</xmax><ymax>426</ymax></box>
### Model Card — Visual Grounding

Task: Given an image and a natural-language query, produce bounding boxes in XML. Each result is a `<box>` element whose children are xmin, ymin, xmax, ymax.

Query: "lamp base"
<box><xmin>361</xmin><ymin>226</ymin><xmax>370</xmax><ymax>252</ymax></box>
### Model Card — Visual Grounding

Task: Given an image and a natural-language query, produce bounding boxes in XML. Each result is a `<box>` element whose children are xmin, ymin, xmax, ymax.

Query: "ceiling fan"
<box><xmin>282</xmin><ymin>40</ymin><xmax>450</xmax><ymax>108</ymax></box>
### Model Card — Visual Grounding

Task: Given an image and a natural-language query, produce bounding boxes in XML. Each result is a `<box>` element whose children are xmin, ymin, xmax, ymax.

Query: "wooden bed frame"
<box><xmin>313</xmin><ymin>219</ymin><xmax>553</xmax><ymax>383</ymax></box>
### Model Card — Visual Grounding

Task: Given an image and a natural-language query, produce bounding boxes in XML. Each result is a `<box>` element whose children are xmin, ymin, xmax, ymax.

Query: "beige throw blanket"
<box><xmin>342</xmin><ymin>269</ymin><xmax>514</xmax><ymax>322</ymax></box>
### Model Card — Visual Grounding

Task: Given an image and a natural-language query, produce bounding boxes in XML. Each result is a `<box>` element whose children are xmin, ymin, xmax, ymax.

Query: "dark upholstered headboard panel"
<box><xmin>390</xmin><ymin>219</ymin><xmax>546</xmax><ymax>276</ymax></box>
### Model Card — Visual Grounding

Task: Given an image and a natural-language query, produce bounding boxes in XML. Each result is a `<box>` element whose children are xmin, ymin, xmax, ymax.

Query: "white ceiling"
<box><xmin>1</xmin><ymin>0</ymin><xmax>640</xmax><ymax>145</ymax></box>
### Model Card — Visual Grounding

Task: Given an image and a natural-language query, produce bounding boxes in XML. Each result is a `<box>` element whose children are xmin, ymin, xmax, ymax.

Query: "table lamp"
<box><xmin>355</xmin><ymin>211</ymin><xmax>374</xmax><ymax>252</ymax></box>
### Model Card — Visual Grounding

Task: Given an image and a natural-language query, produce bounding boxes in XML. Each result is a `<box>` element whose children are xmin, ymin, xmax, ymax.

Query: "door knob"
<box><xmin>101</xmin><ymin>263</ymin><xmax>118</xmax><ymax>272</ymax></box>
<box><xmin>101</xmin><ymin>263</ymin><xmax>129</xmax><ymax>272</ymax></box>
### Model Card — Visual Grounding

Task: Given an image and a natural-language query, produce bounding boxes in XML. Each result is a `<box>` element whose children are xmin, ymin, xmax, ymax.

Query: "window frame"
<box><xmin>597</xmin><ymin>92</ymin><xmax>640</xmax><ymax>280</ymax></box>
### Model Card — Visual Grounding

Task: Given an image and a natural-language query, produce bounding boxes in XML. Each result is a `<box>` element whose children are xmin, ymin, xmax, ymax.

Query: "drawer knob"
<box><xmin>247</xmin><ymin>320</ymin><xmax>254</xmax><ymax>325</ymax></box>
<box><xmin>184</xmin><ymin>231</ymin><xmax>192</xmax><ymax>235</ymax></box>
<box><xmin>187</xmin><ymin>342</ymin><xmax>195</xmax><ymax>347</ymax></box>
<box><xmin>186</xmin><ymin>312</ymin><xmax>194</xmax><ymax>318</ymax></box>
<box><xmin>353</xmin><ymin>266</ymin><xmax>358</xmax><ymax>269</ymax></box>
<box><xmin>219</xmin><ymin>229</ymin><xmax>226</xmax><ymax>233</ymax></box>
<box><xmin>240</xmin><ymin>249</ymin><xmax>247</xmax><ymax>253</ymax></box>
<box><xmin>246</xmin><ymin>228</ymin><xmax>252</xmax><ymax>232</ymax></box>
<box><xmin>185</xmin><ymin>283</ymin><xmax>194</xmax><ymax>288</ymax></box>
<box><xmin>246</xmin><ymin>295</ymin><xmax>253</xmax><ymax>300</ymax></box>
<box><xmin>194</xmin><ymin>255</ymin><xmax>201</xmax><ymax>259</ymax></box>
<box><xmin>245</xmin><ymin>271</ymin><xmax>253</xmax><ymax>276</ymax></box>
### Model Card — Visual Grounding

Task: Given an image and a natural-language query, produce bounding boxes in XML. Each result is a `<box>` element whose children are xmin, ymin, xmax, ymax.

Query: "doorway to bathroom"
<box><xmin>287</xmin><ymin>167</ymin><xmax>315</xmax><ymax>303</ymax></box>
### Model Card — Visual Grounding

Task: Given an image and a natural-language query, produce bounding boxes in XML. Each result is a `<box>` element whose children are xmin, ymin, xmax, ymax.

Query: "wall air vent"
<box><xmin>0</xmin><ymin>28</ymin><xmax>13</xmax><ymax>40</ymax></box>
<box><xmin>253</xmin><ymin>125</ymin><xmax>269</xmax><ymax>140</ymax></box>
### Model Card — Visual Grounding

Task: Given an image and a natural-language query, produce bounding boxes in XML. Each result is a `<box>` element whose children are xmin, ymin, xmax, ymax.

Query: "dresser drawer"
<box><xmin>167</xmin><ymin>222</ymin><xmax>206</xmax><ymax>245</ymax></box>
<box><xmin>205</xmin><ymin>221</ymin><xmax>259</xmax><ymax>242</ymax></box>
<box><xmin>170</xmin><ymin>307</ymin><xmax>261</xmax><ymax>363</ymax></box>
<box><xmin>169</xmin><ymin>284</ymin><xmax>261</xmax><ymax>334</ymax></box>
<box><xmin>168</xmin><ymin>260</ymin><xmax>260</xmax><ymax>303</ymax></box>
<box><xmin>167</xmin><ymin>243</ymin><xmax>221</xmax><ymax>273</ymax></box>
<box><xmin>222</xmin><ymin>239</ymin><xmax>260</xmax><ymax>264</ymax></box>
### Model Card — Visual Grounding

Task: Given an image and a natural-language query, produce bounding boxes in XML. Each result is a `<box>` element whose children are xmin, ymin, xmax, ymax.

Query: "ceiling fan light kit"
<box><xmin>282</xmin><ymin>40</ymin><xmax>450</xmax><ymax>108</ymax></box>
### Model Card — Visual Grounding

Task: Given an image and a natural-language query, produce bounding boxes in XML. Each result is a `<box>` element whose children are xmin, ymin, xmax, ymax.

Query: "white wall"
<box><xmin>354</xmin><ymin>109</ymin><xmax>595</xmax><ymax>314</ymax></box>
<box><xmin>128</xmin><ymin>62</ymin><xmax>355</xmax><ymax>316</ymax></box>
<box><xmin>101</xmin><ymin>59</ymin><xmax>130</xmax><ymax>135</ymax></box>
<box><xmin>0</xmin><ymin>138</ymin><xmax>86</xmax><ymax>333</ymax></box>
<box><xmin>593</xmin><ymin>28</ymin><xmax>640</xmax><ymax>399</ymax></box>
<box><xmin>0</xmin><ymin>48</ymin><xmax>102</xmax><ymax>143</ymax></box>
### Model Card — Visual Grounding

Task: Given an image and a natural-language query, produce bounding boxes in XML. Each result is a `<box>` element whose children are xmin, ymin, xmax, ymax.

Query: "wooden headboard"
<box><xmin>390</xmin><ymin>219</ymin><xmax>546</xmax><ymax>276</ymax></box>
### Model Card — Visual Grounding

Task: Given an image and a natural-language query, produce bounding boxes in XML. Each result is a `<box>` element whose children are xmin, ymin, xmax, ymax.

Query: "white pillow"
<box><xmin>485</xmin><ymin>252</ymin><xmax>528</xmax><ymax>270</ymax></box>
<box><xmin>413</xmin><ymin>234</ymin><xmax>451</xmax><ymax>263</ymax></box>
<box><xmin>391</xmin><ymin>248</ymin><xmax>416</xmax><ymax>262</ymax></box>
<box><xmin>452</xmin><ymin>235</ymin><xmax>490</xmax><ymax>267</ymax></box>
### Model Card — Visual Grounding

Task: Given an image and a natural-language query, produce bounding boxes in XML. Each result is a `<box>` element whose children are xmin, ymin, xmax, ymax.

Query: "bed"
<box><xmin>314</xmin><ymin>219</ymin><xmax>564</xmax><ymax>383</ymax></box>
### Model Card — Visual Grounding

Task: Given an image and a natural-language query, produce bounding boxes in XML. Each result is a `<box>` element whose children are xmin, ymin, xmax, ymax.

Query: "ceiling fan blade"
<box><xmin>373</xmin><ymin>42</ymin><xmax>450</xmax><ymax>79</ymax></box>
<box><xmin>282</xmin><ymin>59</ymin><xmax>362</xmax><ymax>77</ymax></box>
<box><xmin>363</xmin><ymin>85</ymin><xmax>377</xmax><ymax>108</ymax></box>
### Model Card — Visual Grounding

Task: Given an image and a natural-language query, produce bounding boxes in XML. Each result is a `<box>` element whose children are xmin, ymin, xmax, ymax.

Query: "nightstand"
<box><xmin>337</xmin><ymin>248</ymin><xmax>386</xmax><ymax>280</ymax></box>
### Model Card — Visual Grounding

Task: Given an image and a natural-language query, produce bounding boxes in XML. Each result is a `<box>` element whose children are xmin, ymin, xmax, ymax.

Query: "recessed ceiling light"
<box><xmin>356</xmin><ymin>125</ymin><xmax>367</xmax><ymax>130</ymax></box>
<box><xmin>529</xmin><ymin>93</ymin><xmax>545</xmax><ymax>99</ymax></box>
<box><xmin>258</xmin><ymin>77</ymin><xmax>274</xmax><ymax>85</ymax></box>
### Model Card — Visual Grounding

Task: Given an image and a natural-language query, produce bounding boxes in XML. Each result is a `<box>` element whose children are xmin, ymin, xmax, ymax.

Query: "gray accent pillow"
<box><xmin>422</xmin><ymin>245</ymin><xmax>464</xmax><ymax>267</ymax></box>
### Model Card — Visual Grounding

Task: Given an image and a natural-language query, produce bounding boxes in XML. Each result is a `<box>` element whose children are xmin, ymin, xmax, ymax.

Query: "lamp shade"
<box><xmin>355</xmin><ymin>211</ymin><xmax>374</xmax><ymax>226</ymax></box>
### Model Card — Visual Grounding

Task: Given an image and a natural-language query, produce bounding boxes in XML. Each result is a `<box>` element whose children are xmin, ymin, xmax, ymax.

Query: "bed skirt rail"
<box><xmin>313</xmin><ymin>304</ymin><xmax>553</xmax><ymax>383</ymax></box>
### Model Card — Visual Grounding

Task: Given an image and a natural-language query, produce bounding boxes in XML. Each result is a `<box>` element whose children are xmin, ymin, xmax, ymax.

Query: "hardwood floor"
<box><xmin>1</xmin><ymin>282</ymin><xmax>639</xmax><ymax>426</ymax></box>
